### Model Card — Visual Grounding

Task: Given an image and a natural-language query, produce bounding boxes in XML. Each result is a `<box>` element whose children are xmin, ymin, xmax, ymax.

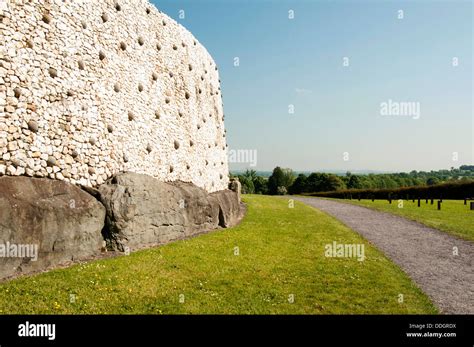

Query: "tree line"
<box><xmin>233</xmin><ymin>165</ymin><xmax>474</xmax><ymax>195</ymax></box>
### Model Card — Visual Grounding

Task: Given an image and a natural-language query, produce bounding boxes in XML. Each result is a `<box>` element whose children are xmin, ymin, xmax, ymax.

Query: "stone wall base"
<box><xmin>0</xmin><ymin>174</ymin><xmax>244</xmax><ymax>281</ymax></box>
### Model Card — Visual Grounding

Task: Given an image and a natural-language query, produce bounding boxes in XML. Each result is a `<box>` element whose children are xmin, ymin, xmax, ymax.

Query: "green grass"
<box><xmin>326</xmin><ymin>198</ymin><xmax>474</xmax><ymax>242</ymax></box>
<box><xmin>0</xmin><ymin>195</ymin><xmax>437</xmax><ymax>314</ymax></box>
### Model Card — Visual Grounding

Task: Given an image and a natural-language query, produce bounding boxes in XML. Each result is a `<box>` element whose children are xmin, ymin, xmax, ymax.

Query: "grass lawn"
<box><xmin>0</xmin><ymin>195</ymin><xmax>437</xmax><ymax>314</ymax></box>
<box><xmin>327</xmin><ymin>198</ymin><xmax>474</xmax><ymax>242</ymax></box>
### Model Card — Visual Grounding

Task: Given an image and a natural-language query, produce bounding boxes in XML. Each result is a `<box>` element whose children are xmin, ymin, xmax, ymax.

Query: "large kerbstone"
<box><xmin>0</xmin><ymin>176</ymin><xmax>106</xmax><ymax>280</ymax></box>
<box><xmin>229</xmin><ymin>178</ymin><xmax>242</xmax><ymax>204</ymax></box>
<box><xmin>210</xmin><ymin>190</ymin><xmax>241</xmax><ymax>228</ymax></box>
<box><xmin>98</xmin><ymin>173</ymin><xmax>242</xmax><ymax>252</ymax></box>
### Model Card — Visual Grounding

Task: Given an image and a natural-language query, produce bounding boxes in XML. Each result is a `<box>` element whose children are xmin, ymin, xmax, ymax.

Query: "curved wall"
<box><xmin>0</xmin><ymin>0</ymin><xmax>228</xmax><ymax>192</ymax></box>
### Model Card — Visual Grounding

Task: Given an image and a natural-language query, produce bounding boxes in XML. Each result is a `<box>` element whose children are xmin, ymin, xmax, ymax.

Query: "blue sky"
<box><xmin>152</xmin><ymin>0</ymin><xmax>473</xmax><ymax>172</ymax></box>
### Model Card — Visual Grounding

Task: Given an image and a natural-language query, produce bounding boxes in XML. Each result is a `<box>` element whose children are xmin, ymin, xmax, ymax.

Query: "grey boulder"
<box><xmin>98</xmin><ymin>172</ymin><xmax>242</xmax><ymax>252</ymax></box>
<box><xmin>0</xmin><ymin>176</ymin><xmax>105</xmax><ymax>280</ymax></box>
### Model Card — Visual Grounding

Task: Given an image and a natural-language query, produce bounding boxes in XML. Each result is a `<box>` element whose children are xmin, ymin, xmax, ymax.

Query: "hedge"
<box><xmin>303</xmin><ymin>181</ymin><xmax>474</xmax><ymax>200</ymax></box>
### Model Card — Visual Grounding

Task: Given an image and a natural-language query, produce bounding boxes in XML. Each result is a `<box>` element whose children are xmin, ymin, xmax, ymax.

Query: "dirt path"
<box><xmin>293</xmin><ymin>197</ymin><xmax>474</xmax><ymax>314</ymax></box>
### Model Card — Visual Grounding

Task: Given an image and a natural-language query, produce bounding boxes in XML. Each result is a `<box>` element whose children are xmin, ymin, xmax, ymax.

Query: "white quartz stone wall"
<box><xmin>0</xmin><ymin>0</ymin><xmax>229</xmax><ymax>192</ymax></box>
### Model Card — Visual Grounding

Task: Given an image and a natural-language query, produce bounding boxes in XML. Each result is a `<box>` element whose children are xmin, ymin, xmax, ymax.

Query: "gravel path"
<box><xmin>293</xmin><ymin>197</ymin><xmax>474</xmax><ymax>314</ymax></box>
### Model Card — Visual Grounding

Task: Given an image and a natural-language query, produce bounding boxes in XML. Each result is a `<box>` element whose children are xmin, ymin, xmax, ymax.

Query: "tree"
<box><xmin>268</xmin><ymin>167</ymin><xmax>294</xmax><ymax>195</ymax></box>
<box><xmin>253</xmin><ymin>176</ymin><xmax>268</xmax><ymax>194</ymax></box>
<box><xmin>347</xmin><ymin>175</ymin><xmax>361</xmax><ymax>189</ymax></box>
<box><xmin>325</xmin><ymin>174</ymin><xmax>345</xmax><ymax>191</ymax></box>
<box><xmin>268</xmin><ymin>167</ymin><xmax>283</xmax><ymax>195</ymax></box>
<box><xmin>242</xmin><ymin>169</ymin><xmax>258</xmax><ymax>181</ymax></box>
<box><xmin>238</xmin><ymin>175</ymin><xmax>254</xmax><ymax>194</ymax></box>
<box><xmin>289</xmin><ymin>174</ymin><xmax>308</xmax><ymax>194</ymax></box>
<box><xmin>281</xmin><ymin>168</ymin><xmax>295</xmax><ymax>188</ymax></box>
<box><xmin>426</xmin><ymin>177</ymin><xmax>440</xmax><ymax>186</ymax></box>
<box><xmin>306</xmin><ymin>173</ymin><xmax>324</xmax><ymax>192</ymax></box>
<box><xmin>240</xmin><ymin>169</ymin><xmax>268</xmax><ymax>194</ymax></box>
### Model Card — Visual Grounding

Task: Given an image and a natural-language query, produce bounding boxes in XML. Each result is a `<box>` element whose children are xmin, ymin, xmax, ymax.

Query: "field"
<box><xmin>0</xmin><ymin>195</ymin><xmax>436</xmax><ymax>314</ymax></box>
<box><xmin>329</xmin><ymin>198</ymin><xmax>474</xmax><ymax>242</ymax></box>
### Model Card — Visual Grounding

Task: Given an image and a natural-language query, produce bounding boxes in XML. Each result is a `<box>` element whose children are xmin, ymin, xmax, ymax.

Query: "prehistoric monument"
<box><xmin>0</xmin><ymin>0</ymin><xmax>228</xmax><ymax>192</ymax></box>
<box><xmin>0</xmin><ymin>0</ymin><xmax>242</xmax><ymax>280</ymax></box>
